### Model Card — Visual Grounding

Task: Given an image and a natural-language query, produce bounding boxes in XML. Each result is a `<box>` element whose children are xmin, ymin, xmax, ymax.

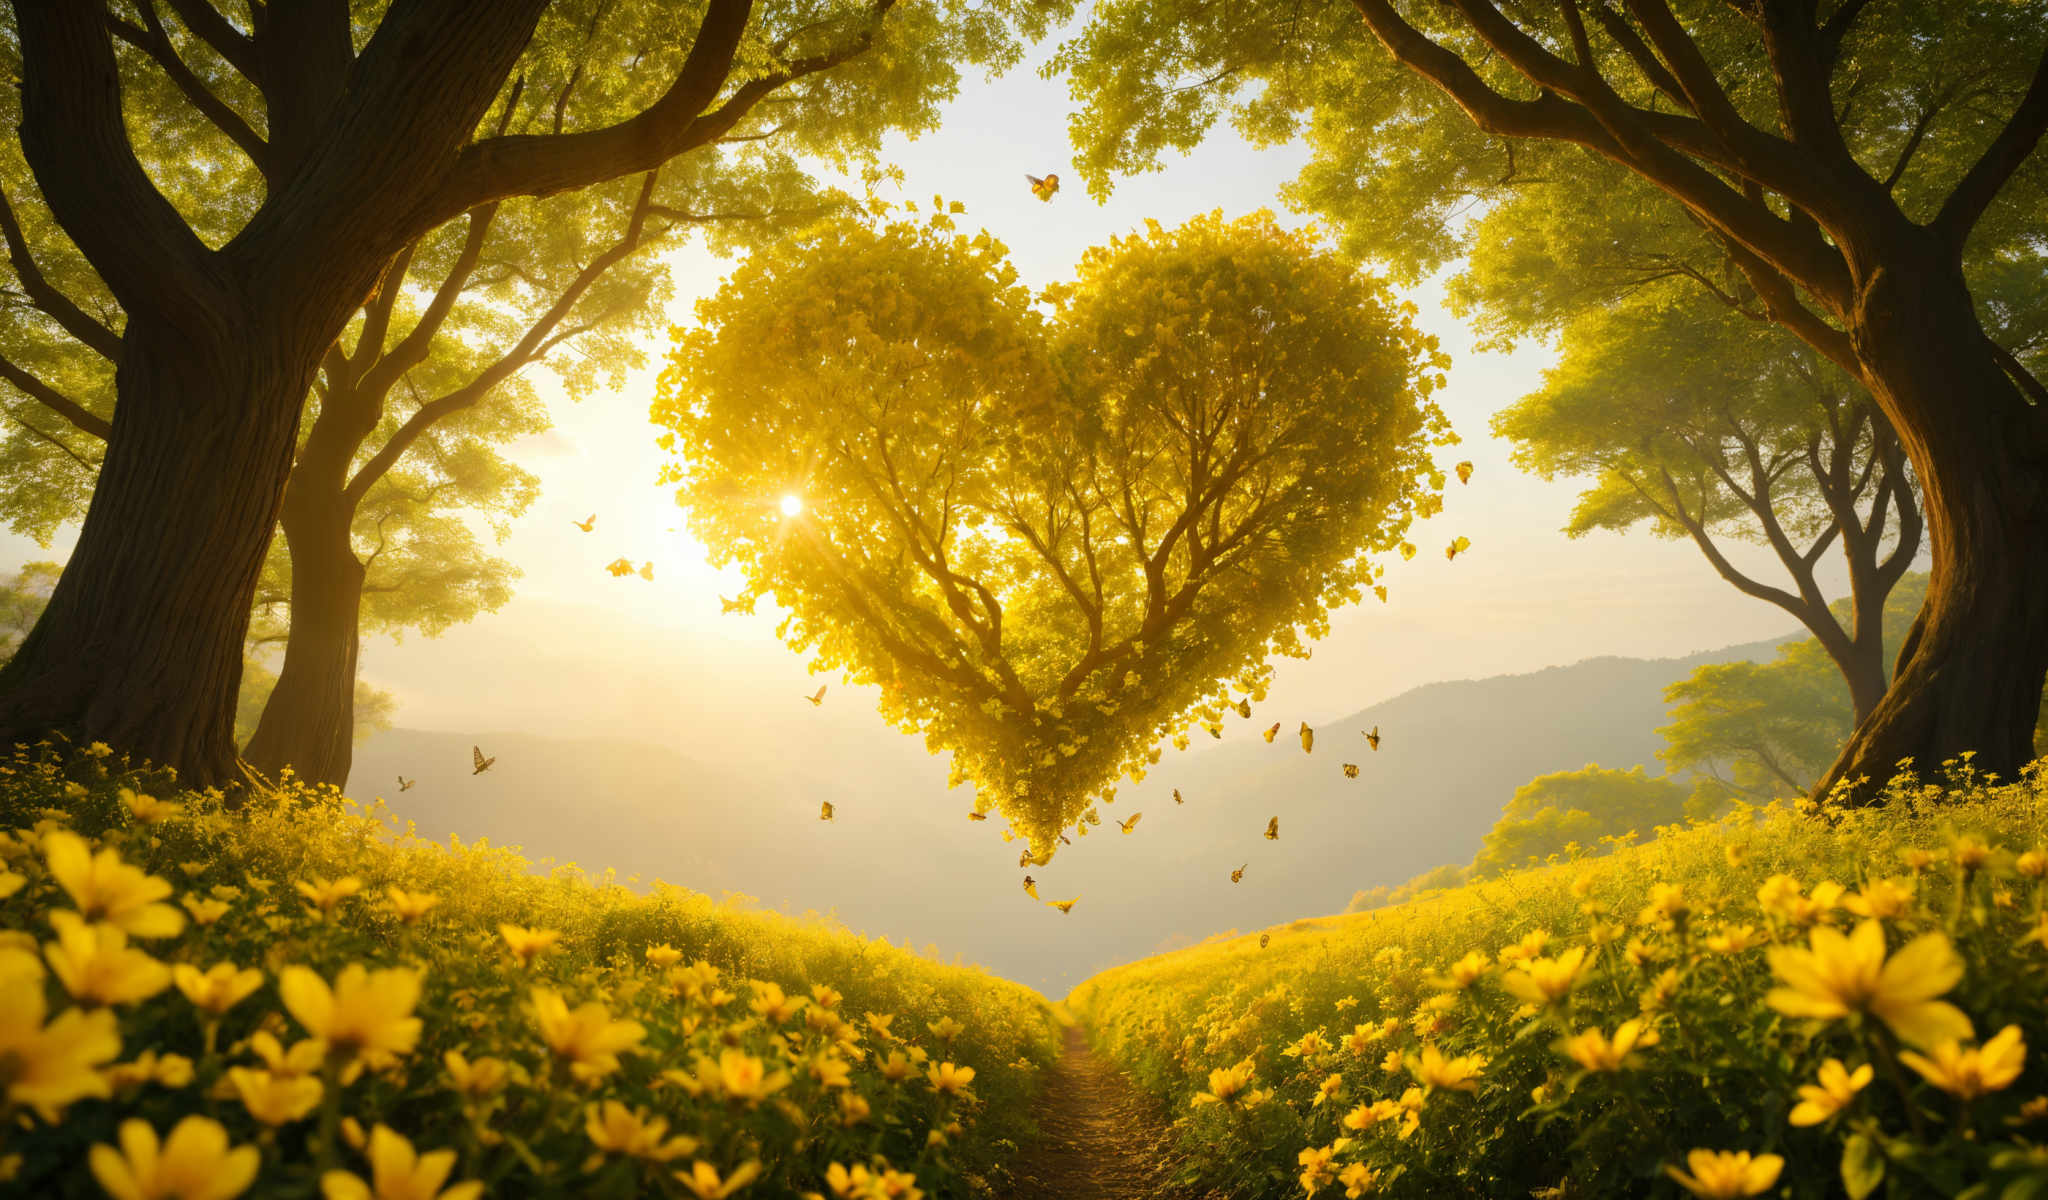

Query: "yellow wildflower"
<box><xmin>927</xmin><ymin>1060</ymin><xmax>976</xmax><ymax>1096</ymax></box>
<box><xmin>229</xmin><ymin>1066</ymin><xmax>323</xmax><ymax>1126</ymax></box>
<box><xmin>1339</xmin><ymin>1162</ymin><xmax>1380</xmax><ymax>1197</ymax></box>
<box><xmin>104</xmin><ymin>1050</ymin><xmax>194</xmax><ymax>1091</ymax></box>
<box><xmin>865</xmin><ymin>1011</ymin><xmax>898</xmax><ymax>1041</ymax></box>
<box><xmin>180</xmin><ymin>896</ymin><xmax>229</xmax><ymax>926</ymax></box>
<box><xmin>1298</xmin><ymin>1143</ymin><xmax>1341</xmax><ymax>1196</ymax></box>
<box><xmin>1638</xmin><ymin>883</ymin><xmax>1691</xmax><ymax>931</ymax></box>
<box><xmin>811</xmin><ymin>1054</ymin><xmax>853</xmax><ymax>1089</ymax></box>
<box><xmin>294</xmin><ymin>875</ymin><xmax>362</xmax><ymax>916</ymax></box>
<box><xmin>173</xmin><ymin>962</ymin><xmax>263</xmax><ymax>1017</ymax></box>
<box><xmin>1842</xmin><ymin>877</ymin><xmax>1916</xmax><ymax>921</ymax></box>
<box><xmin>584</xmin><ymin>1101</ymin><xmax>698</xmax><ymax>1163</ymax></box>
<box><xmin>279</xmin><ymin>964</ymin><xmax>423</xmax><ymax>1068</ymax></box>
<box><xmin>1639</xmin><ymin>968</ymin><xmax>1683</xmax><ymax>1013</ymax></box>
<box><xmin>1952</xmin><ymin>834</ymin><xmax>1995</xmax><ymax>871</ymax></box>
<box><xmin>248</xmin><ymin>1031</ymin><xmax>326</xmax><ymax>1078</ymax></box>
<box><xmin>498</xmin><ymin>924</ymin><xmax>561</xmax><ymax>966</ymax></box>
<box><xmin>1900</xmin><ymin>1024</ymin><xmax>2027</xmax><ymax>1099</ymax></box>
<box><xmin>1285</xmin><ymin>1029</ymin><xmax>1328</xmax><ymax>1058</ymax></box>
<box><xmin>1765</xmin><ymin>919</ymin><xmax>1972</xmax><ymax>1048</ymax></box>
<box><xmin>320</xmin><ymin>1124</ymin><xmax>482</xmax><ymax>1200</ymax></box>
<box><xmin>1412</xmin><ymin>1043</ymin><xmax>1486</xmax><ymax>1093</ymax></box>
<box><xmin>1501</xmin><ymin>946</ymin><xmax>1589</xmax><ymax>1008</ymax></box>
<box><xmin>879</xmin><ymin>1050</ymin><xmax>916</xmax><ymax>1082</ymax></box>
<box><xmin>384</xmin><ymin>887</ymin><xmax>439</xmax><ymax>925</ymax></box>
<box><xmin>1664</xmin><ymin>1150</ymin><xmax>1784</xmax><ymax>1199</ymax></box>
<box><xmin>927</xmin><ymin>1015</ymin><xmax>965</xmax><ymax>1041</ymax></box>
<box><xmin>676</xmin><ymin>1161</ymin><xmax>762</xmax><ymax>1199</ymax></box>
<box><xmin>46</xmin><ymin>910</ymin><xmax>172</xmax><ymax>1006</ymax></box>
<box><xmin>1901</xmin><ymin>847</ymin><xmax>1936</xmax><ymax>873</ymax></box>
<box><xmin>1704</xmin><ymin>924</ymin><xmax>1767</xmax><ymax>955</ymax></box>
<box><xmin>1431</xmin><ymin>950</ymin><xmax>1491</xmax><ymax>990</ymax></box>
<box><xmin>645</xmin><ymin>943</ymin><xmax>684</xmax><ymax>969</ymax></box>
<box><xmin>531</xmin><ymin>987</ymin><xmax>645</xmax><ymax>1083</ymax></box>
<box><xmin>443</xmin><ymin>1050</ymin><xmax>511</xmax><ymax>1098</ymax></box>
<box><xmin>811</xmin><ymin>983</ymin><xmax>843</xmax><ymax>1009</ymax></box>
<box><xmin>1560</xmin><ymin>1019</ymin><xmax>1658</xmax><ymax>1072</ymax></box>
<box><xmin>1192</xmin><ymin>1061</ymin><xmax>1255</xmax><ymax>1106</ymax></box>
<box><xmin>839</xmin><ymin>1091</ymin><xmax>871</xmax><ymax>1125</ymax></box>
<box><xmin>1379</xmin><ymin>1049</ymin><xmax>1404</xmax><ymax>1073</ymax></box>
<box><xmin>1498</xmin><ymin>930</ymin><xmax>1550</xmax><ymax>964</ymax></box>
<box><xmin>2018</xmin><ymin>850</ymin><xmax>2048</xmax><ymax>879</ymax></box>
<box><xmin>89</xmin><ymin>1116</ymin><xmax>259</xmax><ymax>1200</ymax></box>
<box><xmin>1788</xmin><ymin>1058</ymin><xmax>1872</xmax><ymax>1125</ymax></box>
<box><xmin>750</xmin><ymin>981</ymin><xmax>805</xmax><ymax>1024</ymax></box>
<box><xmin>122</xmin><ymin>790</ymin><xmax>183</xmax><ymax>825</ymax></box>
<box><xmin>43</xmin><ymin>831</ymin><xmax>184</xmax><ymax>938</ymax></box>
<box><xmin>1313</xmin><ymin>1073</ymin><xmax>1344</xmax><ymax>1107</ymax></box>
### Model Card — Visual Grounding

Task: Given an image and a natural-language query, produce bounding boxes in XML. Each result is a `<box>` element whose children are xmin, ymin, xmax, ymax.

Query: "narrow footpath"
<box><xmin>1004</xmin><ymin>1024</ymin><xmax>1219</xmax><ymax>1200</ymax></box>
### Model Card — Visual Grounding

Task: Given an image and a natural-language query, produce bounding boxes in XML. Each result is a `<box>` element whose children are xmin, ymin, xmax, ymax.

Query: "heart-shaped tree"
<box><xmin>657</xmin><ymin>208</ymin><xmax>1453</xmax><ymax>855</ymax></box>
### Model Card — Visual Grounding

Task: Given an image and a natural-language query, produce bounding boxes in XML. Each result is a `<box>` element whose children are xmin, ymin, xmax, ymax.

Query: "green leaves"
<box><xmin>658</xmin><ymin>209</ymin><xmax>1450</xmax><ymax>853</ymax></box>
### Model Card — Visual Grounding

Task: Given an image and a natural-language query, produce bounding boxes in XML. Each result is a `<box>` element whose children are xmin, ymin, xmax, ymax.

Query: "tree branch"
<box><xmin>161</xmin><ymin>0</ymin><xmax>258</xmax><ymax>78</ymax></box>
<box><xmin>110</xmin><ymin>3</ymin><xmax>273</xmax><ymax>178</ymax></box>
<box><xmin>1934</xmin><ymin>43</ymin><xmax>2048</xmax><ymax>250</ymax></box>
<box><xmin>0</xmin><ymin>183</ymin><xmax>123</xmax><ymax>362</ymax></box>
<box><xmin>0</xmin><ymin>351</ymin><xmax>112</xmax><ymax>440</ymax></box>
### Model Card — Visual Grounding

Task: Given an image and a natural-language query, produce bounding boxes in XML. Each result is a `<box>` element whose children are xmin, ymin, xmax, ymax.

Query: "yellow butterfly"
<box><xmin>1260</xmin><ymin>932</ymin><xmax>1271</xmax><ymax>949</ymax></box>
<box><xmin>397</xmin><ymin>775</ymin><xmax>415</xmax><ymax>792</ymax></box>
<box><xmin>1022</xmin><ymin>875</ymin><xmax>1039</xmax><ymax>900</ymax></box>
<box><xmin>572</xmin><ymin>513</ymin><xmax>597</xmax><ymax>532</ymax></box>
<box><xmin>967</xmin><ymin>810</ymin><xmax>988</xmax><ymax>822</ymax></box>
<box><xmin>1119</xmin><ymin>812</ymin><xmax>1142</xmax><ymax>834</ymax></box>
<box><xmin>605</xmin><ymin>558</ymin><xmax>634</xmax><ymax>577</ymax></box>
<box><xmin>1173</xmin><ymin>788</ymin><xmax>1184</xmax><ymax>805</ymax></box>
<box><xmin>1299</xmin><ymin>722</ymin><xmax>1314</xmax><ymax>754</ymax></box>
<box><xmin>1235</xmin><ymin>698</ymin><xmax>1252</xmax><ymax>719</ymax></box>
<box><xmin>1455</xmin><ymin>461</ymin><xmax>1474</xmax><ymax>485</ymax></box>
<box><xmin>1263</xmin><ymin>722</ymin><xmax>1281</xmax><ymax>743</ymax></box>
<box><xmin>1026</xmin><ymin>172</ymin><xmax>1060</xmax><ymax>201</ymax></box>
<box><xmin>1048</xmin><ymin>897</ymin><xmax>1078</xmax><ymax>914</ymax></box>
<box><xmin>1264</xmin><ymin>816</ymin><xmax>1279</xmax><ymax>840</ymax></box>
<box><xmin>1446</xmin><ymin>535</ymin><xmax>1471</xmax><ymax>561</ymax></box>
<box><xmin>819</xmin><ymin>801</ymin><xmax>835</xmax><ymax>821</ymax></box>
<box><xmin>805</xmin><ymin>685</ymin><xmax>827</xmax><ymax>707</ymax></box>
<box><xmin>1231</xmin><ymin>864</ymin><xmax>1246</xmax><ymax>883</ymax></box>
<box><xmin>638</xmin><ymin>561</ymin><xmax>654</xmax><ymax>581</ymax></box>
<box><xmin>1343</xmin><ymin>763</ymin><xmax>1360</xmax><ymax>778</ymax></box>
<box><xmin>1020</xmin><ymin>847</ymin><xmax>1053</xmax><ymax>868</ymax></box>
<box><xmin>1365</xmin><ymin>725</ymin><xmax>1381</xmax><ymax>751</ymax></box>
<box><xmin>471</xmin><ymin>745</ymin><xmax>495</xmax><ymax>775</ymax></box>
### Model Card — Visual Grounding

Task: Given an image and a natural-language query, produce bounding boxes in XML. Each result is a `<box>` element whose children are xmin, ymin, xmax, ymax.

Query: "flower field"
<box><xmin>0</xmin><ymin>744</ymin><xmax>1059</xmax><ymax>1199</ymax></box>
<box><xmin>1069</xmin><ymin>760</ymin><xmax>2048</xmax><ymax>1199</ymax></box>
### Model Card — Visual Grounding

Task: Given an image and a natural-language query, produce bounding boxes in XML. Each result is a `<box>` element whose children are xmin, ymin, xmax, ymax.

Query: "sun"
<box><xmin>779</xmin><ymin>494</ymin><xmax>804</xmax><ymax>517</ymax></box>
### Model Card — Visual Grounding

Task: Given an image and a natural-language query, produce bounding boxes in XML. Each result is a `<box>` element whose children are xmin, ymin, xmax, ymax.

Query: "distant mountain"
<box><xmin>348</xmin><ymin>635</ymin><xmax>1786</xmax><ymax>994</ymax></box>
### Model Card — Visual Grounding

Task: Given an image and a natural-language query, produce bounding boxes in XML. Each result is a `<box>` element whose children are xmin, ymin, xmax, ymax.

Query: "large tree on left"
<box><xmin>0</xmin><ymin>0</ymin><xmax>1049</xmax><ymax>785</ymax></box>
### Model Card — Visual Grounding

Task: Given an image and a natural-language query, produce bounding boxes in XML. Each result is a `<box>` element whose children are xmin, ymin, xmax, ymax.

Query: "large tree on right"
<box><xmin>1059</xmin><ymin>0</ymin><xmax>2048</xmax><ymax>799</ymax></box>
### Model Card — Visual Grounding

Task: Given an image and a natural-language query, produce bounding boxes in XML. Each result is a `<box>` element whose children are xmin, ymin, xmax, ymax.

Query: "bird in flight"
<box><xmin>1263</xmin><ymin>722</ymin><xmax>1281</xmax><ymax>743</ymax></box>
<box><xmin>397</xmin><ymin>776</ymin><xmax>415</xmax><ymax>792</ymax></box>
<box><xmin>819</xmin><ymin>801</ymin><xmax>835</xmax><ymax>822</ymax></box>
<box><xmin>1022</xmin><ymin>876</ymin><xmax>1039</xmax><ymax>899</ymax></box>
<box><xmin>1455</xmin><ymin>461</ymin><xmax>1474</xmax><ymax>485</ymax></box>
<box><xmin>1365</xmin><ymin>725</ymin><xmax>1382</xmax><ymax>751</ymax></box>
<box><xmin>1026</xmin><ymin>173</ymin><xmax>1060</xmax><ymax>201</ymax></box>
<box><xmin>1048</xmin><ymin>897</ymin><xmax>1078</xmax><ymax>914</ymax></box>
<box><xmin>1119</xmin><ymin>812</ymin><xmax>1143</xmax><ymax>834</ymax></box>
<box><xmin>805</xmin><ymin>685</ymin><xmax>827</xmax><ymax>706</ymax></box>
<box><xmin>572</xmin><ymin>514</ymin><xmax>597</xmax><ymax>532</ymax></box>
<box><xmin>1264</xmin><ymin>816</ymin><xmax>1279</xmax><ymax>840</ymax></box>
<box><xmin>1231</xmin><ymin>864</ymin><xmax>1246</xmax><ymax>883</ymax></box>
<box><xmin>1173</xmin><ymin>788</ymin><xmax>1184</xmax><ymax>805</ymax></box>
<box><xmin>471</xmin><ymin>745</ymin><xmax>495</xmax><ymax>775</ymax></box>
<box><xmin>1299</xmin><ymin>722</ymin><xmax>1314</xmax><ymax>754</ymax></box>
<box><xmin>1343</xmin><ymin>763</ymin><xmax>1360</xmax><ymax>779</ymax></box>
<box><xmin>605</xmin><ymin>558</ymin><xmax>634</xmax><ymax>577</ymax></box>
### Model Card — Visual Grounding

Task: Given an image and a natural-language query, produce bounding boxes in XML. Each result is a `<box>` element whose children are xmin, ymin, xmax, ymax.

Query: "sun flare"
<box><xmin>779</xmin><ymin>494</ymin><xmax>804</xmax><ymax>517</ymax></box>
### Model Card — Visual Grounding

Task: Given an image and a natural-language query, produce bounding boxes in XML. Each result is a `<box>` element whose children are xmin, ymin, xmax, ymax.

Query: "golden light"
<box><xmin>779</xmin><ymin>494</ymin><xmax>804</xmax><ymax>517</ymax></box>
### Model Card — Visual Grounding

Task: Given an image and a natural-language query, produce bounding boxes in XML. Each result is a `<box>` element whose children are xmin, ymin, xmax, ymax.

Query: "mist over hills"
<box><xmin>349</xmin><ymin>634</ymin><xmax>1783</xmax><ymax>994</ymax></box>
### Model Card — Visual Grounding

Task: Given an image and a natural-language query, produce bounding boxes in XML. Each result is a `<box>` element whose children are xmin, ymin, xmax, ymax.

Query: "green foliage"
<box><xmin>0</xmin><ymin>743</ymin><xmax>1058</xmax><ymax>1197</ymax></box>
<box><xmin>1470</xmin><ymin>764</ymin><xmax>1690</xmax><ymax>879</ymax></box>
<box><xmin>1346</xmin><ymin>863</ymin><xmax>1470</xmax><ymax>915</ymax></box>
<box><xmin>0</xmin><ymin>560</ymin><xmax>58</xmax><ymax>657</ymax></box>
<box><xmin>231</xmin><ymin>660</ymin><xmax>394</xmax><ymax>750</ymax></box>
<box><xmin>657</xmin><ymin>208</ymin><xmax>1453</xmax><ymax>854</ymax></box>
<box><xmin>1661</xmin><ymin>641</ymin><xmax>1859</xmax><ymax>803</ymax></box>
<box><xmin>1071</xmin><ymin>758</ymin><xmax>2048</xmax><ymax>1199</ymax></box>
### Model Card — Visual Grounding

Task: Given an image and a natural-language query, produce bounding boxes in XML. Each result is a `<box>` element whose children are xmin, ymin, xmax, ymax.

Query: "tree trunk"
<box><xmin>242</xmin><ymin>486</ymin><xmax>365</xmax><ymax>788</ymax></box>
<box><xmin>0</xmin><ymin>317</ymin><xmax>306</xmax><ymax>787</ymax></box>
<box><xmin>1835</xmin><ymin>634</ymin><xmax>1891</xmax><ymax>728</ymax></box>
<box><xmin>1817</xmin><ymin>240</ymin><xmax>2048</xmax><ymax>800</ymax></box>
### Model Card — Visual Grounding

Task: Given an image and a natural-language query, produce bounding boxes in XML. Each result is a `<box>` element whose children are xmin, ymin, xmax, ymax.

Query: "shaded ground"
<box><xmin>1004</xmin><ymin>1024</ymin><xmax>1219</xmax><ymax>1200</ymax></box>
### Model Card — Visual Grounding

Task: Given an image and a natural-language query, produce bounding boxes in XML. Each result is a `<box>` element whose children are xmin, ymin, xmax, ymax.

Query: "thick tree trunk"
<box><xmin>242</xmin><ymin>487</ymin><xmax>365</xmax><ymax>787</ymax></box>
<box><xmin>0</xmin><ymin>317</ymin><xmax>307</xmax><ymax>787</ymax></box>
<box><xmin>1817</xmin><ymin>241</ymin><xmax>2048</xmax><ymax>800</ymax></box>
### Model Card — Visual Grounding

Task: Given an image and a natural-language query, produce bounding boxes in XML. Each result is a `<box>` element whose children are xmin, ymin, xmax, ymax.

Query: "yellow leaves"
<box><xmin>90</xmin><ymin>1117</ymin><xmax>259</xmax><ymax>1200</ymax></box>
<box><xmin>1444</xmin><ymin>535</ymin><xmax>1471</xmax><ymax>561</ymax></box>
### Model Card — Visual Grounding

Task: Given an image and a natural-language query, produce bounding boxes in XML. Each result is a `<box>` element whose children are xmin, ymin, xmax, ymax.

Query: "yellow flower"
<box><xmin>1432</xmin><ymin>950</ymin><xmax>1491</xmax><ymax>990</ymax></box>
<box><xmin>228</xmin><ymin>1066</ymin><xmax>323</xmax><ymax>1126</ymax></box>
<box><xmin>46</xmin><ymin>910</ymin><xmax>172</xmax><ymax>1006</ymax></box>
<box><xmin>1788</xmin><ymin>1058</ymin><xmax>1872</xmax><ymax>1125</ymax></box>
<box><xmin>498</xmin><ymin>924</ymin><xmax>561</xmax><ymax>966</ymax></box>
<box><xmin>1639</xmin><ymin>967</ymin><xmax>1683</xmax><ymax>1013</ymax></box>
<box><xmin>294</xmin><ymin>875</ymin><xmax>362</xmax><ymax>916</ymax></box>
<box><xmin>1498</xmin><ymin>930</ymin><xmax>1550</xmax><ymax>963</ymax></box>
<box><xmin>676</xmin><ymin>1160</ymin><xmax>762</xmax><ymax>1199</ymax></box>
<box><xmin>1313</xmin><ymin>1073</ymin><xmax>1344</xmax><ymax>1106</ymax></box>
<box><xmin>1842</xmin><ymin>877</ymin><xmax>1917</xmax><ymax>921</ymax></box>
<box><xmin>865</xmin><ymin>1011</ymin><xmax>898</xmax><ymax>1041</ymax></box>
<box><xmin>1765</xmin><ymin>919</ymin><xmax>1972</xmax><ymax>1048</ymax></box>
<box><xmin>384</xmin><ymin>887</ymin><xmax>439</xmax><ymax>925</ymax></box>
<box><xmin>1298</xmin><ymin>1143</ymin><xmax>1341</xmax><ymax>1195</ymax></box>
<box><xmin>180</xmin><ymin>896</ymin><xmax>229</xmax><ymax>926</ymax></box>
<box><xmin>0</xmin><ymin>870</ymin><xmax>22</xmax><ymax>899</ymax></box>
<box><xmin>1952</xmin><ymin>834</ymin><xmax>1995</xmax><ymax>871</ymax></box>
<box><xmin>1501</xmin><ymin>946</ymin><xmax>1589</xmax><ymax>1008</ymax></box>
<box><xmin>1379</xmin><ymin>1049</ymin><xmax>1404</xmax><ymax>1073</ymax></box>
<box><xmin>811</xmin><ymin>1054</ymin><xmax>853</xmax><ymax>1089</ymax></box>
<box><xmin>279</xmin><ymin>964</ymin><xmax>423</xmax><ymax>1067</ymax></box>
<box><xmin>321</xmin><ymin>1125</ymin><xmax>482</xmax><ymax>1200</ymax></box>
<box><xmin>1664</xmin><ymin>1150</ymin><xmax>1784</xmax><ymax>1199</ymax></box>
<box><xmin>1412</xmin><ymin>1043</ymin><xmax>1486</xmax><ymax>1093</ymax></box>
<box><xmin>1285</xmin><ymin>1029</ymin><xmax>1328</xmax><ymax>1058</ymax></box>
<box><xmin>89</xmin><ymin>1116</ymin><xmax>259</xmax><ymax>1200</ymax></box>
<box><xmin>645</xmin><ymin>943</ymin><xmax>684</xmax><ymax>969</ymax></box>
<box><xmin>2018</xmin><ymin>850</ymin><xmax>2048</xmax><ymax>879</ymax></box>
<box><xmin>173</xmin><ymin>962</ymin><xmax>263</xmax><ymax>1017</ymax></box>
<box><xmin>443</xmin><ymin>1050</ymin><xmax>511</xmax><ymax>1098</ymax></box>
<box><xmin>248</xmin><ymin>1031</ymin><xmax>326</xmax><ymax>1078</ymax></box>
<box><xmin>927</xmin><ymin>1015</ymin><xmax>965</xmax><ymax>1041</ymax></box>
<box><xmin>1900</xmin><ymin>1025</ymin><xmax>2027</xmax><ymax>1099</ymax></box>
<box><xmin>532</xmin><ymin>987</ymin><xmax>645</xmax><ymax>1082</ymax></box>
<box><xmin>122</xmin><ymin>790</ymin><xmax>183</xmax><ymax>825</ymax></box>
<box><xmin>839</xmin><ymin>1091</ymin><xmax>871</xmax><ymax>1125</ymax></box>
<box><xmin>811</xmin><ymin>983</ymin><xmax>843</xmax><ymax>1009</ymax></box>
<box><xmin>584</xmin><ymin>1101</ymin><xmax>698</xmax><ymax>1163</ymax></box>
<box><xmin>1560</xmin><ymin>1019</ymin><xmax>1658</xmax><ymax>1072</ymax></box>
<box><xmin>747</xmin><ymin>981</ymin><xmax>804</xmax><ymax>1024</ymax></box>
<box><xmin>104</xmin><ymin>1050</ymin><xmax>194</xmax><ymax>1091</ymax></box>
<box><xmin>1339</xmin><ymin>1162</ymin><xmax>1380</xmax><ymax>1197</ymax></box>
<box><xmin>1193</xmin><ymin>1061</ymin><xmax>1256</xmax><ymax>1106</ymax></box>
<box><xmin>927</xmin><ymin>1060</ymin><xmax>976</xmax><ymax>1096</ymax></box>
<box><xmin>1638</xmin><ymin>883</ymin><xmax>1690</xmax><ymax>930</ymax></box>
<box><xmin>1703</xmin><ymin>924</ymin><xmax>1767</xmax><ymax>955</ymax></box>
<box><xmin>43</xmin><ymin>831</ymin><xmax>184</xmax><ymax>938</ymax></box>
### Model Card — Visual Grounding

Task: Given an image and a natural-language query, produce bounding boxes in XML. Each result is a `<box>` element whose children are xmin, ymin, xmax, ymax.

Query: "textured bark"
<box><xmin>241</xmin><ymin>484</ymin><xmax>364</xmax><ymax>787</ymax></box>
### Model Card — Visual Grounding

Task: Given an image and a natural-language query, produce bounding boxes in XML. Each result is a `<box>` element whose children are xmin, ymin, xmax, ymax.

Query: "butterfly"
<box><xmin>1048</xmin><ymin>897</ymin><xmax>1078</xmax><ymax>914</ymax></box>
<box><xmin>1208</xmin><ymin>725</ymin><xmax>1223</xmax><ymax>739</ymax></box>
<box><xmin>967</xmin><ymin>810</ymin><xmax>989</xmax><ymax>822</ymax></box>
<box><xmin>638</xmin><ymin>562</ymin><xmax>654</xmax><ymax>581</ymax></box>
<box><xmin>1026</xmin><ymin>173</ymin><xmax>1060</xmax><ymax>201</ymax></box>
<box><xmin>1446</xmin><ymin>535</ymin><xmax>1471</xmax><ymax>561</ymax></box>
<box><xmin>1235</xmin><ymin>698</ymin><xmax>1252</xmax><ymax>719</ymax></box>
<box><xmin>1263</xmin><ymin>722</ymin><xmax>1281</xmax><ymax>743</ymax></box>
<box><xmin>471</xmin><ymin>745</ymin><xmax>496</xmax><ymax>775</ymax></box>
<box><xmin>1299</xmin><ymin>722</ymin><xmax>1314</xmax><ymax>754</ymax></box>
<box><xmin>1231</xmin><ymin>864</ymin><xmax>1246</xmax><ymax>883</ymax></box>
<box><xmin>1455</xmin><ymin>461</ymin><xmax>1474</xmax><ymax>485</ymax></box>
<box><xmin>1264</xmin><ymin>816</ymin><xmax>1279</xmax><ymax>840</ymax></box>
<box><xmin>819</xmin><ymin>801</ymin><xmax>835</xmax><ymax>821</ymax></box>
<box><xmin>1119</xmin><ymin>812</ymin><xmax>1143</xmax><ymax>834</ymax></box>
<box><xmin>397</xmin><ymin>776</ymin><xmax>415</xmax><ymax>792</ymax></box>
<box><xmin>1343</xmin><ymin>763</ymin><xmax>1360</xmax><ymax>779</ymax></box>
<box><xmin>805</xmin><ymin>685</ymin><xmax>827</xmax><ymax>707</ymax></box>
<box><xmin>605</xmin><ymin>557</ymin><xmax>634</xmax><ymax>577</ymax></box>
<box><xmin>1365</xmin><ymin>725</ymin><xmax>1381</xmax><ymax>751</ymax></box>
<box><xmin>1260</xmin><ymin>932</ymin><xmax>1271</xmax><ymax>949</ymax></box>
<box><xmin>1173</xmin><ymin>788</ymin><xmax>1184</xmax><ymax>805</ymax></box>
<box><xmin>572</xmin><ymin>514</ymin><xmax>596</xmax><ymax>532</ymax></box>
<box><xmin>1023</xmin><ymin>876</ymin><xmax>1039</xmax><ymax>899</ymax></box>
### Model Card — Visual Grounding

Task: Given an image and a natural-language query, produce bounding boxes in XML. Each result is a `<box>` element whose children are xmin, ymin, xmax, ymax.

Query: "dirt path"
<box><xmin>1003</xmin><ymin>1024</ymin><xmax>1215</xmax><ymax>1200</ymax></box>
